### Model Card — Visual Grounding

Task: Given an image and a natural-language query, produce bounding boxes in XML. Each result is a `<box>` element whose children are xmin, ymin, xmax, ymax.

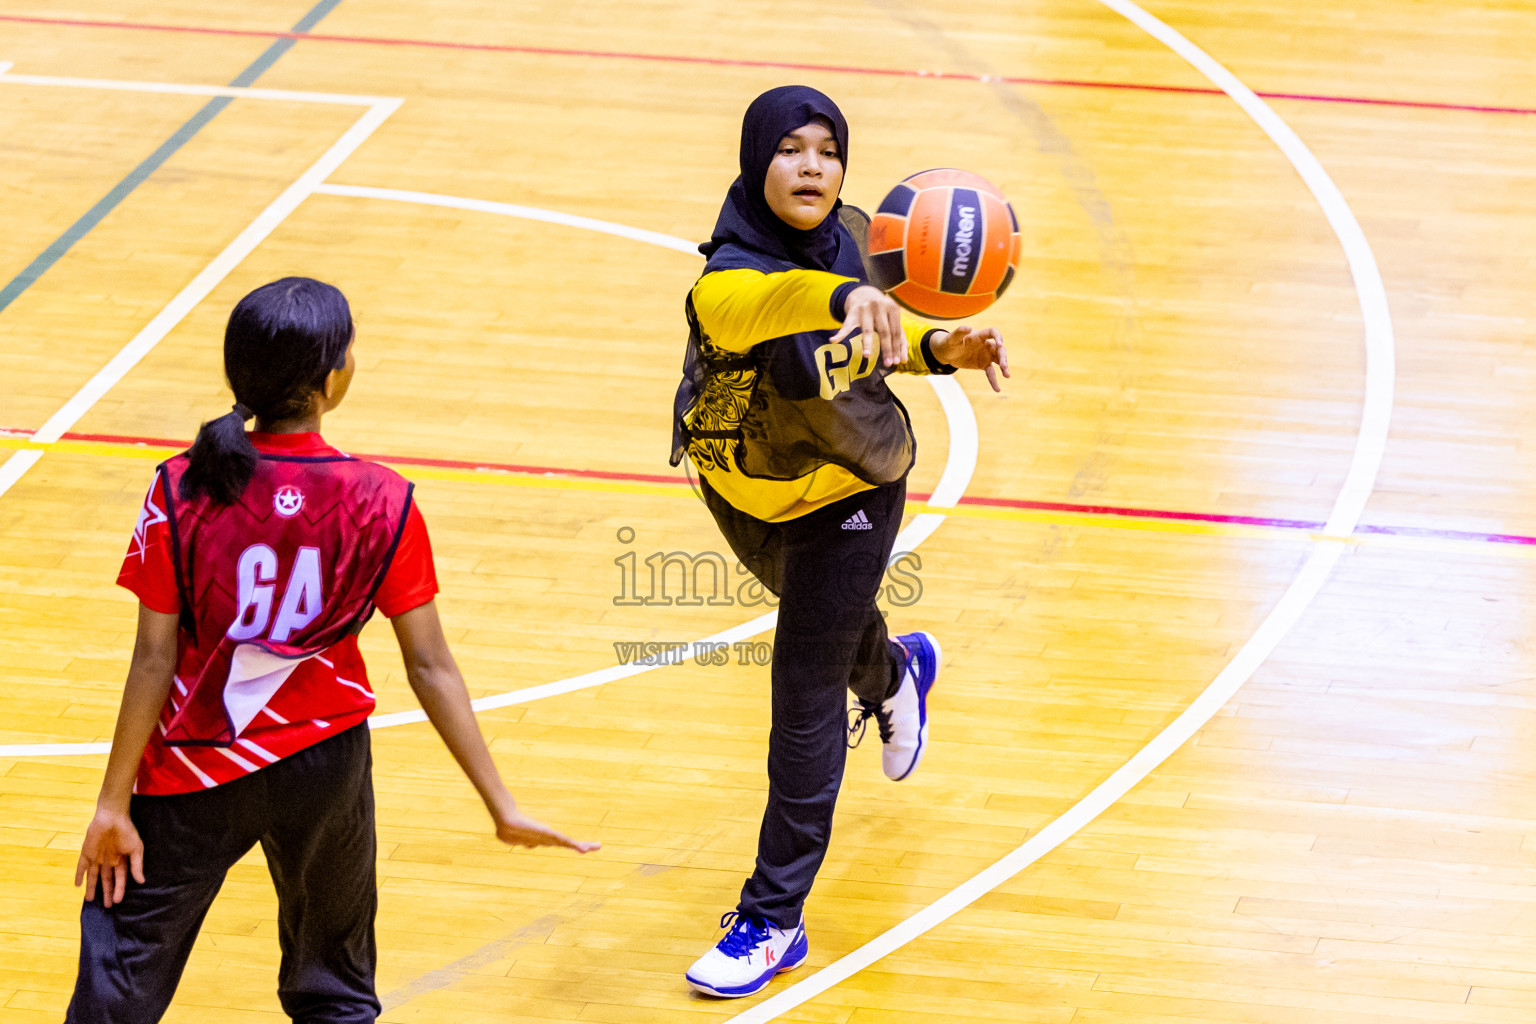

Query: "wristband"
<box><xmin>920</xmin><ymin>330</ymin><xmax>959</xmax><ymax>374</ymax></box>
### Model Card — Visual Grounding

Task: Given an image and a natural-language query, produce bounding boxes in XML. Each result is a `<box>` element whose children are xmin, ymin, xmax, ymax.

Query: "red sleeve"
<box><xmin>374</xmin><ymin>501</ymin><xmax>439</xmax><ymax>618</ymax></box>
<box><xmin>117</xmin><ymin>470</ymin><xmax>181</xmax><ymax>614</ymax></box>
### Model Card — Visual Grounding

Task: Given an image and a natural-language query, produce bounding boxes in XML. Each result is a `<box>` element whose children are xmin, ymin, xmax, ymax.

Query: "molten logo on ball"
<box><xmin>950</xmin><ymin>205</ymin><xmax>976</xmax><ymax>278</ymax></box>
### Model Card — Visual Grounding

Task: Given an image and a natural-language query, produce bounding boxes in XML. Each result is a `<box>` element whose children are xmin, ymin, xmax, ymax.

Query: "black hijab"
<box><xmin>700</xmin><ymin>85</ymin><xmax>850</xmax><ymax>272</ymax></box>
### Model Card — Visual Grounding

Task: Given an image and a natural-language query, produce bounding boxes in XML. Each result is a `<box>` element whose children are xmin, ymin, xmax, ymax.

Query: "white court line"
<box><xmin>316</xmin><ymin>185</ymin><xmax>978</xmax><ymax>730</ymax></box>
<box><xmin>0</xmin><ymin>188</ymin><xmax>980</xmax><ymax>750</ymax></box>
<box><xmin>0</xmin><ymin>32</ymin><xmax>1397</xmax><ymax>1019</ymax></box>
<box><xmin>719</xmin><ymin>1</ymin><xmax>1397</xmax><ymax>1019</ymax></box>
<box><xmin>1093</xmin><ymin>3</ymin><xmax>1395</xmax><ymax>539</ymax></box>
<box><xmin>0</xmin><ymin>78</ymin><xmax>397</xmax><ymax>745</ymax></box>
<box><xmin>372</xmin><ymin>374</ymin><xmax>973</xmax><ymax>729</ymax></box>
<box><xmin>0</xmin><ymin>739</ymin><xmax>111</xmax><ymax>756</ymax></box>
<box><xmin>0</xmin><ymin>69</ymin><xmax>392</xmax><ymax>106</ymax></box>
<box><xmin>0</xmin><ymin>80</ymin><xmax>402</xmax><ymax>498</ymax></box>
<box><xmin>312</xmin><ymin>183</ymin><xmax>705</xmax><ymax>255</ymax></box>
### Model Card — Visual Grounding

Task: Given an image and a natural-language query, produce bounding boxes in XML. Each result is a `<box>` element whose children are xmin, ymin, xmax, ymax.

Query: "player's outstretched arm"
<box><xmin>75</xmin><ymin>605</ymin><xmax>179</xmax><ymax>906</ymax></box>
<box><xmin>391</xmin><ymin>601</ymin><xmax>599</xmax><ymax>854</ymax></box>
<box><xmin>931</xmin><ymin>326</ymin><xmax>1011</xmax><ymax>392</ymax></box>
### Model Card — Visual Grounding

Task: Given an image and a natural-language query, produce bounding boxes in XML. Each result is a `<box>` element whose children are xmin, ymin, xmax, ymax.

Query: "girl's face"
<box><xmin>763</xmin><ymin>120</ymin><xmax>843</xmax><ymax>231</ymax></box>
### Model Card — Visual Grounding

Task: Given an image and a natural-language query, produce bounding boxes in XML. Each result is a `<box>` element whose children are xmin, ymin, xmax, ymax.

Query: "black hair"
<box><xmin>180</xmin><ymin>277</ymin><xmax>354</xmax><ymax>504</ymax></box>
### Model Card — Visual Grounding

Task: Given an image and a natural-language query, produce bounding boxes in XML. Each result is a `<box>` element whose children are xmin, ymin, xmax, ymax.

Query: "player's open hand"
<box><xmin>832</xmin><ymin>285</ymin><xmax>907</xmax><ymax>368</ymax></box>
<box><xmin>494</xmin><ymin>805</ymin><xmax>600</xmax><ymax>854</ymax></box>
<box><xmin>75</xmin><ymin>805</ymin><xmax>145</xmax><ymax>908</ymax></box>
<box><xmin>931</xmin><ymin>326</ymin><xmax>1010</xmax><ymax>392</ymax></box>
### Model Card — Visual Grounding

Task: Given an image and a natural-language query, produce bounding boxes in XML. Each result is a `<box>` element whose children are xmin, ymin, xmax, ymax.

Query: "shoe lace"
<box><xmin>716</xmin><ymin>911</ymin><xmax>771</xmax><ymax>958</ymax></box>
<box><xmin>846</xmin><ymin>700</ymin><xmax>892</xmax><ymax>749</ymax></box>
<box><xmin>847</xmin><ymin>641</ymin><xmax>912</xmax><ymax>749</ymax></box>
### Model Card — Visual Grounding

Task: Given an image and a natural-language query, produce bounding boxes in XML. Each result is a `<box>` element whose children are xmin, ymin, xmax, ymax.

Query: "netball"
<box><xmin>866</xmin><ymin>168</ymin><xmax>1022</xmax><ymax>320</ymax></box>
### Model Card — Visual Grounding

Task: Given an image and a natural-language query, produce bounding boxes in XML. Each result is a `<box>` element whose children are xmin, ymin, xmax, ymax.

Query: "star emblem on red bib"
<box><xmin>273</xmin><ymin>486</ymin><xmax>304</xmax><ymax>517</ymax></box>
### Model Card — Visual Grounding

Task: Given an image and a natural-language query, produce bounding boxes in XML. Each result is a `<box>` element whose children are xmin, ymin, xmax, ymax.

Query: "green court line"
<box><xmin>0</xmin><ymin>0</ymin><xmax>346</xmax><ymax>316</ymax></box>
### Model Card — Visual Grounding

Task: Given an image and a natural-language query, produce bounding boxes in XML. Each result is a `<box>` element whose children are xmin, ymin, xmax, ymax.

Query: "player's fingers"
<box><xmin>105</xmin><ymin>851</ymin><xmax>121</xmax><ymax>907</ymax></box>
<box><xmin>509</xmin><ymin>823</ymin><xmax>592</xmax><ymax>854</ymax></box>
<box><xmin>968</xmin><ymin>340</ymin><xmax>989</xmax><ymax>370</ymax></box>
<box><xmin>74</xmin><ymin>852</ymin><xmax>88</xmax><ymax>888</ymax></box>
<box><xmin>862</xmin><ymin>307</ymin><xmax>879</xmax><ymax>361</ymax></box>
<box><xmin>882</xmin><ymin>306</ymin><xmax>902</xmax><ymax>365</ymax></box>
<box><xmin>995</xmin><ymin>339</ymin><xmax>1011</xmax><ymax>376</ymax></box>
<box><xmin>544</xmin><ymin>828</ymin><xmax>600</xmax><ymax>853</ymax></box>
<box><xmin>111</xmin><ymin>860</ymin><xmax>128</xmax><ymax>907</ymax></box>
<box><xmin>130</xmin><ymin>845</ymin><xmax>146</xmax><ymax>885</ymax></box>
<box><xmin>830</xmin><ymin>311</ymin><xmax>858</xmax><ymax>344</ymax></box>
<box><xmin>985</xmin><ymin>364</ymin><xmax>1001</xmax><ymax>392</ymax></box>
<box><xmin>831</xmin><ymin>295</ymin><xmax>863</xmax><ymax>345</ymax></box>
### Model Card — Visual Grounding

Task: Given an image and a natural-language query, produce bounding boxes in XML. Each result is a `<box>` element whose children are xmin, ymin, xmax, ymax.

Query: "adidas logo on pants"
<box><xmin>841</xmin><ymin>510</ymin><xmax>873</xmax><ymax>530</ymax></box>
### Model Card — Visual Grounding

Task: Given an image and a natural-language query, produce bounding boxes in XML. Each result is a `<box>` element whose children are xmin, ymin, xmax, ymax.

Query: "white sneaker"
<box><xmin>685</xmin><ymin>911</ymin><xmax>809</xmax><ymax>998</ymax></box>
<box><xmin>849</xmin><ymin>631</ymin><xmax>941</xmax><ymax>781</ymax></box>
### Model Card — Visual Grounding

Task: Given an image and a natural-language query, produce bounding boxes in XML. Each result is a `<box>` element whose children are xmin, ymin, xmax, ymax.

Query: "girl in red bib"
<box><xmin>70</xmin><ymin>277</ymin><xmax>597</xmax><ymax>1023</ymax></box>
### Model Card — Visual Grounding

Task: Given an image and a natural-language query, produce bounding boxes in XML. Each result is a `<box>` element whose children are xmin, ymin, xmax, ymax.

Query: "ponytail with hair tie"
<box><xmin>180</xmin><ymin>404</ymin><xmax>259</xmax><ymax>505</ymax></box>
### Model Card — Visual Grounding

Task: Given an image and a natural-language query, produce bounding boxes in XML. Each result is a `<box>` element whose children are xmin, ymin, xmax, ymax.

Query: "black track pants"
<box><xmin>702</xmin><ymin>476</ymin><xmax>907</xmax><ymax>930</ymax></box>
<box><xmin>67</xmin><ymin>723</ymin><xmax>380</xmax><ymax>1024</ymax></box>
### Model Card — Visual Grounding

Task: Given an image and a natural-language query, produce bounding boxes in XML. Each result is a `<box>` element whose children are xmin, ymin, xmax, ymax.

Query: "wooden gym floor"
<box><xmin>2</xmin><ymin>1</ymin><xmax>1534</xmax><ymax>1021</ymax></box>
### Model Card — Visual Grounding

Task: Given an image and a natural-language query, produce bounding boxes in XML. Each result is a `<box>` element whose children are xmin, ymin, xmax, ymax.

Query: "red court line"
<box><xmin>1354</xmin><ymin>523</ymin><xmax>1536</xmax><ymax>547</ymax></box>
<box><xmin>39</xmin><ymin>429</ymin><xmax>691</xmax><ymax>486</ymax></box>
<box><xmin>954</xmin><ymin>495</ymin><xmax>1324</xmax><ymax>532</ymax></box>
<box><xmin>10</xmin><ymin>426</ymin><xmax>1536</xmax><ymax>547</ymax></box>
<box><xmin>5</xmin><ymin>13</ymin><xmax>1535</xmax><ymax>118</ymax></box>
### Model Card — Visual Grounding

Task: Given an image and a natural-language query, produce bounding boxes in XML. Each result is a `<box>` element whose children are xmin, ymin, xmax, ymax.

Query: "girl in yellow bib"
<box><xmin>671</xmin><ymin>85</ymin><xmax>1008</xmax><ymax>998</ymax></box>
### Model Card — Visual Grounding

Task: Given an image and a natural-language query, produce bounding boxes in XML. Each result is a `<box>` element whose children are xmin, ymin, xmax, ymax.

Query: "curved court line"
<box><xmin>719</xmin><ymin>2</ymin><xmax>1397</xmax><ymax>1020</ymax></box>
<box><xmin>311</xmin><ymin>183</ymin><xmax>704</xmax><ymax>255</ymax></box>
<box><xmin>0</xmin><ymin>192</ymin><xmax>979</xmax><ymax>754</ymax></box>
<box><xmin>317</xmin><ymin>186</ymin><xmax>978</xmax><ymax>730</ymax></box>
<box><xmin>376</xmin><ymin>377</ymin><xmax>972</xmax><ymax>726</ymax></box>
<box><xmin>0</xmin><ymin>32</ymin><xmax>1392</xmax><ymax>1019</ymax></box>
<box><xmin>1098</xmin><ymin>0</ymin><xmax>1395</xmax><ymax>538</ymax></box>
<box><xmin>0</xmin><ymin>33</ymin><xmax>1395</xmax><ymax>1011</ymax></box>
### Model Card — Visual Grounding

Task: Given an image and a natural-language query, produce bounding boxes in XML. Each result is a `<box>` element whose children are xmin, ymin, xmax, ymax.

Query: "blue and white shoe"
<box><xmin>685</xmin><ymin>911</ymin><xmax>808</xmax><ymax>998</ymax></box>
<box><xmin>849</xmin><ymin>630</ymin><xmax>941</xmax><ymax>781</ymax></box>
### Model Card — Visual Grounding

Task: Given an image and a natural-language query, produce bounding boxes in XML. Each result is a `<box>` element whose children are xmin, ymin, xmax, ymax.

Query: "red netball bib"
<box><xmin>155</xmin><ymin>451</ymin><xmax>414</xmax><ymax>747</ymax></box>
